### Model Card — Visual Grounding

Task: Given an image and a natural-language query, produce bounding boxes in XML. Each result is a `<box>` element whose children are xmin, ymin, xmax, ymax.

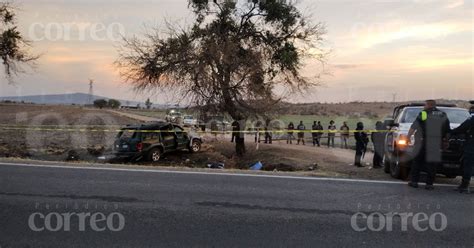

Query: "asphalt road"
<box><xmin>0</xmin><ymin>163</ymin><xmax>472</xmax><ymax>248</ymax></box>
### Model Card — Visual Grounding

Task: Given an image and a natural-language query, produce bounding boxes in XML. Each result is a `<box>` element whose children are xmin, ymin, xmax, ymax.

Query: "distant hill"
<box><xmin>0</xmin><ymin>93</ymin><xmax>165</xmax><ymax>108</ymax></box>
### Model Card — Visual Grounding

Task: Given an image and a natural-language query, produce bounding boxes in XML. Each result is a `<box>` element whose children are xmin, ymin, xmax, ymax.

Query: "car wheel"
<box><xmin>383</xmin><ymin>155</ymin><xmax>390</xmax><ymax>174</ymax></box>
<box><xmin>148</xmin><ymin>148</ymin><xmax>162</xmax><ymax>162</ymax></box>
<box><xmin>190</xmin><ymin>140</ymin><xmax>202</xmax><ymax>153</ymax></box>
<box><xmin>390</xmin><ymin>154</ymin><xmax>409</xmax><ymax>180</ymax></box>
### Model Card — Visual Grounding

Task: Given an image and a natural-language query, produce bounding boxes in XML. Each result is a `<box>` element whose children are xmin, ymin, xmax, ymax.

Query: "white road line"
<box><xmin>0</xmin><ymin>162</ymin><xmax>458</xmax><ymax>187</ymax></box>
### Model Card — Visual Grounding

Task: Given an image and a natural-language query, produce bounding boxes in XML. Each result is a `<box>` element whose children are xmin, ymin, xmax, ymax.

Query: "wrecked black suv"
<box><xmin>114</xmin><ymin>122</ymin><xmax>202</xmax><ymax>162</ymax></box>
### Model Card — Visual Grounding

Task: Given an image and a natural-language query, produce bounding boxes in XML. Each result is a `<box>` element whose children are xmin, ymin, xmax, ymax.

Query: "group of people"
<box><xmin>286</xmin><ymin>120</ymin><xmax>351</xmax><ymax>148</ymax></box>
<box><xmin>230</xmin><ymin>99</ymin><xmax>474</xmax><ymax>193</ymax></box>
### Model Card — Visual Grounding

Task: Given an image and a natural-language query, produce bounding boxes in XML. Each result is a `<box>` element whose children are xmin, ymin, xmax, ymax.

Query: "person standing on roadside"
<box><xmin>340</xmin><ymin>121</ymin><xmax>350</xmax><ymax>149</ymax></box>
<box><xmin>231</xmin><ymin>120</ymin><xmax>239</xmax><ymax>143</ymax></box>
<box><xmin>287</xmin><ymin>122</ymin><xmax>295</xmax><ymax>144</ymax></box>
<box><xmin>407</xmin><ymin>100</ymin><xmax>450</xmax><ymax>190</ymax></box>
<box><xmin>371</xmin><ymin>121</ymin><xmax>385</xmax><ymax>168</ymax></box>
<box><xmin>354</xmin><ymin>122</ymin><xmax>369</xmax><ymax>167</ymax></box>
<box><xmin>328</xmin><ymin>120</ymin><xmax>337</xmax><ymax>148</ymax></box>
<box><xmin>317</xmin><ymin>121</ymin><xmax>323</xmax><ymax>147</ymax></box>
<box><xmin>264</xmin><ymin>120</ymin><xmax>273</xmax><ymax>144</ymax></box>
<box><xmin>297</xmin><ymin>121</ymin><xmax>306</xmax><ymax>145</ymax></box>
<box><xmin>312</xmin><ymin>121</ymin><xmax>320</xmax><ymax>147</ymax></box>
<box><xmin>450</xmin><ymin>104</ymin><xmax>474</xmax><ymax>193</ymax></box>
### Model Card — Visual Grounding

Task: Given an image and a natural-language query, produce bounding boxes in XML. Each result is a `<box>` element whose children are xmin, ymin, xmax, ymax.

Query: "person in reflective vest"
<box><xmin>407</xmin><ymin>100</ymin><xmax>450</xmax><ymax>190</ymax></box>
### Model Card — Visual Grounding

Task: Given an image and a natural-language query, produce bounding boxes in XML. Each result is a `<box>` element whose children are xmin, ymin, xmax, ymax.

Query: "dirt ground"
<box><xmin>148</xmin><ymin>134</ymin><xmax>392</xmax><ymax>180</ymax></box>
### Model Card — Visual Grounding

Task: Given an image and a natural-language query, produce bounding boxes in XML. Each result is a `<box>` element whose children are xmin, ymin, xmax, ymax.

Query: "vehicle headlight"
<box><xmin>397</xmin><ymin>134</ymin><xmax>409</xmax><ymax>147</ymax></box>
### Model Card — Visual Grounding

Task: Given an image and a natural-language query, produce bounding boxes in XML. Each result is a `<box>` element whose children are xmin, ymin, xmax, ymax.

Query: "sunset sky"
<box><xmin>0</xmin><ymin>0</ymin><xmax>472</xmax><ymax>104</ymax></box>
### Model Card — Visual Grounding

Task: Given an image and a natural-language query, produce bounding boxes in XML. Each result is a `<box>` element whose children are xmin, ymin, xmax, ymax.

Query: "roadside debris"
<box><xmin>250</xmin><ymin>161</ymin><xmax>263</xmax><ymax>171</ymax></box>
<box><xmin>263</xmin><ymin>163</ymin><xmax>296</xmax><ymax>172</ymax></box>
<box><xmin>66</xmin><ymin>150</ymin><xmax>79</xmax><ymax>161</ymax></box>
<box><xmin>308</xmin><ymin>163</ymin><xmax>318</xmax><ymax>171</ymax></box>
<box><xmin>207</xmin><ymin>162</ymin><xmax>225</xmax><ymax>169</ymax></box>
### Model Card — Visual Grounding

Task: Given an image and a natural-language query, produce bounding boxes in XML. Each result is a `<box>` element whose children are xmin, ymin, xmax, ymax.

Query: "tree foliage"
<box><xmin>107</xmin><ymin>99</ymin><xmax>121</xmax><ymax>109</ymax></box>
<box><xmin>93</xmin><ymin>99</ymin><xmax>108</xmax><ymax>109</ymax></box>
<box><xmin>116</xmin><ymin>0</ymin><xmax>327</xmax><ymax>155</ymax></box>
<box><xmin>0</xmin><ymin>2</ymin><xmax>38</xmax><ymax>81</ymax></box>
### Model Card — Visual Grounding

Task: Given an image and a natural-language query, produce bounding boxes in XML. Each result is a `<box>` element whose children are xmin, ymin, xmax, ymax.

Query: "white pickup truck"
<box><xmin>383</xmin><ymin>103</ymin><xmax>471</xmax><ymax>180</ymax></box>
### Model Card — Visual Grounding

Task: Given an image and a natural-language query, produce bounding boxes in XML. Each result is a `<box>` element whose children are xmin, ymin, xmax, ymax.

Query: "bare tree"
<box><xmin>0</xmin><ymin>2</ymin><xmax>38</xmax><ymax>81</ymax></box>
<box><xmin>116</xmin><ymin>0</ymin><xmax>327</xmax><ymax>156</ymax></box>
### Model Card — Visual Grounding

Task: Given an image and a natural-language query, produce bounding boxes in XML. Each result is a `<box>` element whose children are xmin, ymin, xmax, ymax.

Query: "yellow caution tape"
<box><xmin>0</xmin><ymin>126</ymin><xmax>395</xmax><ymax>134</ymax></box>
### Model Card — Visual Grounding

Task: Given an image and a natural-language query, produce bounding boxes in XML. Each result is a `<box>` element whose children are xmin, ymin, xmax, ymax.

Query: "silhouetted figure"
<box><xmin>297</xmin><ymin>121</ymin><xmax>306</xmax><ymax>145</ymax></box>
<box><xmin>371</xmin><ymin>121</ymin><xmax>385</xmax><ymax>168</ymax></box>
<box><xmin>287</xmin><ymin>122</ymin><xmax>295</xmax><ymax>144</ymax></box>
<box><xmin>312</xmin><ymin>121</ymin><xmax>320</xmax><ymax>147</ymax></box>
<box><xmin>231</xmin><ymin>120</ymin><xmax>239</xmax><ymax>143</ymax></box>
<box><xmin>340</xmin><ymin>121</ymin><xmax>350</xmax><ymax>149</ymax></box>
<box><xmin>354</xmin><ymin>122</ymin><xmax>369</xmax><ymax>167</ymax></box>
<box><xmin>264</xmin><ymin>120</ymin><xmax>273</xmax><ymax>144</ymax></box>
<box><xmin>328</xmin><ymin>120</ymin><xmax>336</xmax><ymax>148</ymax></box>
<box><xmin>408</xmin><ymin>100</ymin><xmax>450</xmax><ymax>190</ymax></box>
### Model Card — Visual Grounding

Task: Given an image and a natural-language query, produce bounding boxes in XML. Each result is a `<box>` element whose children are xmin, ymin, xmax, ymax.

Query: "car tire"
<box><xmin>383</xmin><ymin>155</ymin><xmax>390</xmax><ymax>174</ymax></box>
<box><xmin>390</xmin><ymin>153</ymin><xmax>409</xmax><ymax>180</ymax></box>
<box><xmin>148</xmin><ymin>148</ymin><xmax>162</xmax><ymax>162</ymax></box>
<box><xmin>189</xmin><ymin>140</ymin><xmax>202</xmax><ymax>153</ymax></box>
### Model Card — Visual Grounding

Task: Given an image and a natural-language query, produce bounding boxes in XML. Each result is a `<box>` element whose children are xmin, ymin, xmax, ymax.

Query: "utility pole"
<box><xmin>88</xmin><ymin>79</ymin><xmax>94</xmax><ymax>105</ymax></box>
<box><xmin>392</xmin><ymin>93</ymin><xmax>397</xmax><ymax>103</ymax></box>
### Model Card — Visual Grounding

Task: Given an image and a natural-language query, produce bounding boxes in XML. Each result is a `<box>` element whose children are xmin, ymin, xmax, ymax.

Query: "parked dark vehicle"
<box><xmin>383</xmin><ymin>103</ymin><xmax>471</xmax><ymax>180</ymax></box>
<box><xmin>198</xmin><ymin>115</ymin><xmax>230</xmax><ymax>132</ymax></box>
<box><xmin>114</xmin><ymin>122</ymin><xmax>202</xmax><ymax>162</ymax></box>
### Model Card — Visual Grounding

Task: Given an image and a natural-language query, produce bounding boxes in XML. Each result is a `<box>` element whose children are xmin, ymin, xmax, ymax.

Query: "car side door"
<box><xmin>160</xmin><ymin>125</ymin><xmax>177</xmax><ymax>151</ymax></box>
<box><xmin>174</xmin><ymin>125</ymin><xmax>189</xmax><ymax>149</ymax></box>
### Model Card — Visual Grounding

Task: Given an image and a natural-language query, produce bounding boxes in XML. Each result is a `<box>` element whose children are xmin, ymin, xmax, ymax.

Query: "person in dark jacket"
<box><xmin>297</xmin><ymin>121</ymin><xmax>306</xmax><ymax>145</ymax></box>
<box><xmin>231</xmin><ymin>120</ymin><xmax>239</xmax><ymax>143</ymax></box>
<box><xmin>328</xmin><ymin>120</ymin><xmax>337</xmax><ymax>148</ymax></box>
<box><xmin>287</xmin><ymin>122</ymin><xmax>295</xmax><ymax>144</ymax></box>
<box><xmin>371</xmin><ymin>121</ymin><xmax>386</xmax><ymax>168</ymax></box>
<box><xmin>317</xmin><ymin>121</ymin><xmax>323</xmax><ymax>147</ymax></box>
<box><xmin>450</xmin><ymin>105</ymin><xmax>474</xmax><ymax>193</ymax></box>
<box><xmin>312</xmin><ymin>121</ymin><xmax>320</xmax><ymax>147</ymax></box>
<box><xmin>264</xmin><ymin>120</ymin><xmax>273</xmax><ymax>144</ymax></box>
<box><xmin>407</xmin><ymin>100</ymin><xmax>450</xmax><ymax>190</ymax></box>
<box><xmin>354</xmin><ymin>122</ymin><xmax>369</xmax><ymax>167</ymax></box>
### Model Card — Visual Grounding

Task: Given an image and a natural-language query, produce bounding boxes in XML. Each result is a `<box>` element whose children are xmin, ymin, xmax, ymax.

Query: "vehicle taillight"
<box><xmin>136</xmin><ymin>143</ymin><xmax>143</xmax><ymax>151</ymax></box>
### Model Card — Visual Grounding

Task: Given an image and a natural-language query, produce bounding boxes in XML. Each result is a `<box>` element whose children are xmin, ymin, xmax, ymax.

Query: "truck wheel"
<box><xmin>190</xmin><ymin>140</ymin><xmax>202</xmax><ymax>153</ymax></box>
<box><xmin>383</xmin><ymin>155</ymin><xmax>390</xmax><ymax>174</ymax></box>
<box><xmin>390</xmin><ymin>155</ymin><xmax>409</xmax><ymax>180</ymax></box>
<box><xmin>147</xmin><ymin>148</ymin><xmax>162</xmax><ymax>162</ymax></box>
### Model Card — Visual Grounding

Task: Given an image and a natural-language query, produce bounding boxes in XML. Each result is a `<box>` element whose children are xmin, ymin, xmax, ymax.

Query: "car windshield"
<box><xmin>118</xmin><ymin>129</ymin><xmax>137</xmax><ymax>139</ymax></box>
<box><xmin>399</xmin><ymin>107</ymin><xmax>470</xmax><ymax>124</ymax></box>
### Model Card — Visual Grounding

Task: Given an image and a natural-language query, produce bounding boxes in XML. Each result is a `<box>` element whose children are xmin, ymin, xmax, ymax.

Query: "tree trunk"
<box><xmin>235</xmin><ymin>119</ymin><xmax>246</xmax><ymax>157</ymax></box>
<box><xmin>235</xmin><ymin>136</ymin><xmax>246</xmax><ymax>157</ymax></box>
